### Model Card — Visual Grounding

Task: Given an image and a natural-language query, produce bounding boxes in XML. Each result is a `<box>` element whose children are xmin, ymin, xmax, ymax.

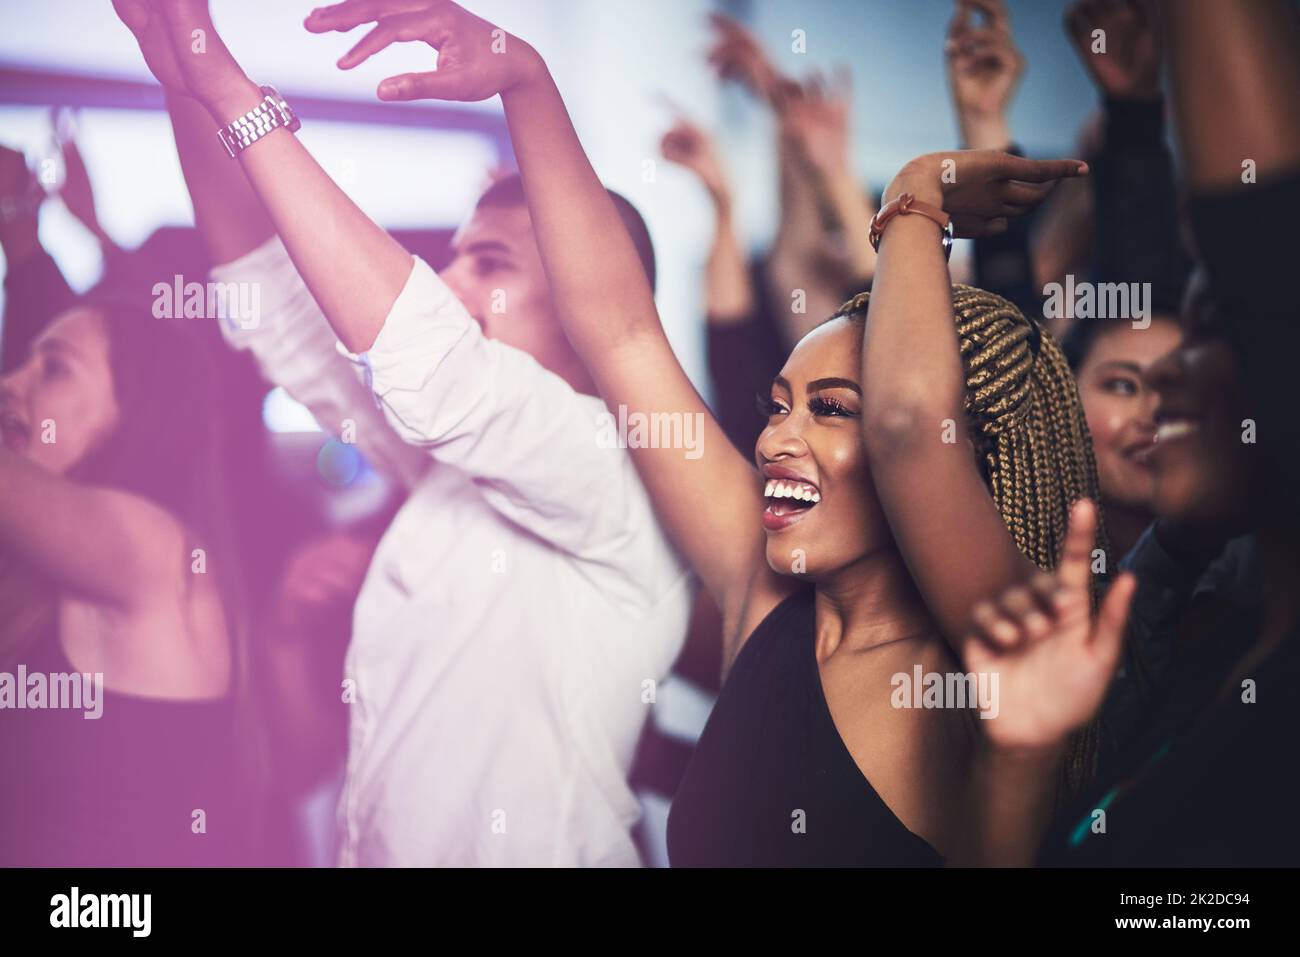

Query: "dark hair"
<box><xmin>65</xmin><ymin>289</ymin><xmax>267</xmax><ymax>837</ymax></box>
<box><xmin>1059</xmin><ymin>271</ymin><xmax>1186</xmax><ymax>372</ymax></box>
<box><xmin>475</xmin><ymin>173</ymin><xmax>657</xmax><ymax>292</ymax></box>
<box><xmin>69</xmin><ymin>290</ymin><xmax>228</xmax><ymax>534</ymax></box>
<box><xmin>1059</xmin><ymin>313</ymin><xmax>1181</xmax><ymax>371</ymax></box>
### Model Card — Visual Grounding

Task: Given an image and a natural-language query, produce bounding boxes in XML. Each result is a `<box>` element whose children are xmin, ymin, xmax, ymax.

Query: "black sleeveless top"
<box><xmin>667</xmin><ymin>588</ymin><xmax>942</xmax><ymax>866</ymax></box>
<box><xmin>0</xmin><ymin>619</ymin><xmax>253</xmax><ymax>866</ymax></box>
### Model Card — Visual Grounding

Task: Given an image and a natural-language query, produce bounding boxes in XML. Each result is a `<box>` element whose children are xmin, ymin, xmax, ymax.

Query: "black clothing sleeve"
<box><xmin>1091</xmin><ymin>97</ymin><xmax>1193</xmax><ymax>311</ymax></box>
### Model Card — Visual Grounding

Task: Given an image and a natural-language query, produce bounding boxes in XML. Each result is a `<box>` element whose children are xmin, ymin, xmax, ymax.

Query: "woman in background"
<box><xmin>0</xmin><ymin>291</ymin><xmax>260</xmax><ymax>866</ymax></box>
<box><xmin>957</xmin><ymin>0</ymin><xmax>1300</xmax><ymax>867</ymax></box>
<box><xmin>1061</xmin><ymin>316</ymin><xmax>1181</xmax><ymax>559</ymax></box>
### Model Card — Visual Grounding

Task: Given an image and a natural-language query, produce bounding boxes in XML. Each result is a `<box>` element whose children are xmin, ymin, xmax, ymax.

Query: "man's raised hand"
<box><xmin>113</xmin><ymin>0</ymin><xmax>254</xmax><ymax>116</ymax></box>
<box><xmin>305</xmin><ymin>0</ymin><xmax>544</xmax><ymax>102</ymax></box>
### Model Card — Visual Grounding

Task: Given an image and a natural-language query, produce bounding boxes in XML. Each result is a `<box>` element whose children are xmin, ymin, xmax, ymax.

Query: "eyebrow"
<box><xmin>770</xmin><ymin>375</ymin><xmax>863</xmax><ymax>396</ymax></box>
<box><xmin>35</xmin><ymin>337</ymin><xmax>81</xmax><ymax>359</ymax></box>
<box><xmin>1092</xmin><ymin>360</ymin><xmax>1143</xmax><ymax>376</ymax></box>
<box><xmin>806</xmin><ymin>377</ymin><xmax>862</xmax><ymax>395</ymax></box>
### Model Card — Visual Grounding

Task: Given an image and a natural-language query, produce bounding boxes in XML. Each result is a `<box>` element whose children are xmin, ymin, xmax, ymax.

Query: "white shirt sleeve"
<box><xmin>209</xmin><ymin>237</ymin><xmax>427</xmax><ymax>491</ymax></box>
<box><xmin>354</xmin><ymin>255</ymin><xmax>684</xmax><ymax>601</ymax></box>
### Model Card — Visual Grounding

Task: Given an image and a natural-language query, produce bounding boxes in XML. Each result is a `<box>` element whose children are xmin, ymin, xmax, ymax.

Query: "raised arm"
<box><xmin>660</xmin><ymin>118</ymin><xmax>777</xmax><ymax>453</ymax></box>
<box><xmin>114</xmin><ymin>0</ymin><xmax>410</xmax><ymax>354</ymax></box>
<box><xmin>306</xmin><ymin>0</ymin><xmax>789</xmax><ymax>632</ymax></box>
<box><xmin>1162</xmin><ymin>0</ymin><xmax>1300</xmax><ymax>559</ymax></box>
<box><xmin>660</xmin><ymin>118</ymin><xmax>755</xmax><ymax>326</ymax></box>
<box><xmin>946</xmin><ymin>0</ymin><xmax>1040</xmax><ymax>318</ymax></box>
<box><xmin>112</xmin><ymin>2</ymin><xmax>430</xmax><ymax>491</ymax></box>
<box><xmin>705</xmin><ymin>13</ymin><xmax>848</xmax><ymax>340</ymax></box>
<box><xmin>0</xmin><ymin>146</ymin><xmax>75</xmax><ymax>370</ymax></box>
<box><xmin>1162</xmin><ymin>0</ymin><xmax>1300</xmax><ymax>189</ymax></box>
<box><xmin>164</xmin><ymin>89</ymin><xmax>275</xmax><ymax>265</ymax></box>
<box><xmin>780</xmin><ymin>70</ymin><xmax>878</xmax><ymax>292</ymax></box>
<box><xmin>0</xmin><ymin>446</ymin><xmax>185</xmax><ymax>610</ymax></box>
<box><xmin>1066</xmin><ymin>0</ymin><xmax>1191</xmax><ymax>304</ymax></box>
<box><xmin>861</xmin><ymin>149</ymin><xmax>1087</xmax><ymax>649</ymax></box>
<box><xmin>946</xmin><ymin>0</ymin><xmax>1023</xmax><ymax>153</ymax></box>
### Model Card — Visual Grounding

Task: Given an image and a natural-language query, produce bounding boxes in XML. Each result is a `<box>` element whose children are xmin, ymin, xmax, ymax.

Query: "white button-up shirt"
<box><xmin>213</xmin><ymin>239</ymin><xmax>691</xmax><ymax>866</ymax></box>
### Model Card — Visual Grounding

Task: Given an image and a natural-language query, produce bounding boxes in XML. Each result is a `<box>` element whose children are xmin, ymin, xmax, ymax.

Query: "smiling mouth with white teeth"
<box><xmin>1155</xmin><ymin>419</ymin><xmax>1201</xmax><ymax>442</ymax></box>
<box><xmin>762</xmin><ymin>478</ymin><xmax>821</xmax><ymax>531</ymax></box>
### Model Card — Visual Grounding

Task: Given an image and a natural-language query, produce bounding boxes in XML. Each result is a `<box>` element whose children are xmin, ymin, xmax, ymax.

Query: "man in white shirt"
<box><xmin>154</xmin><ymin>79</ymin><xmax>691</xmax><ymax>865</ymax></box>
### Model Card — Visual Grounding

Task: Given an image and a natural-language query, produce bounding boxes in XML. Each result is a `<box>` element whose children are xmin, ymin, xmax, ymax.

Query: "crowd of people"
<box><xmin>0</xmin><ymin>0</ymin><xmax>1296</xmax><ymax>868</ymax></box>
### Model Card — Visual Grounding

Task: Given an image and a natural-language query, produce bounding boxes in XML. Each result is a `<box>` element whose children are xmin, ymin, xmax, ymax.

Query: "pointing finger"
<box><xmin>1057</xmin><ymin>498</ymin><xmax>1099</xmax><ymax>596</ymax></box>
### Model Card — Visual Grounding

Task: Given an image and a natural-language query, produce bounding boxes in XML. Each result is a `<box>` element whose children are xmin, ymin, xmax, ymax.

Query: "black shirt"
<box><xmin>1041</xmin><ymin>621</ymin><xmax>1300</xmax><ymax>866</ymax></box>
<box><xmin>667</xmin><ymin>588</ymin><xmax>942</xmax><ymax>867</ymax></box>
<box><xmin>0</xmin><ymin>618</ymin><xmax>255</xmax><ymax>866</ymax></box>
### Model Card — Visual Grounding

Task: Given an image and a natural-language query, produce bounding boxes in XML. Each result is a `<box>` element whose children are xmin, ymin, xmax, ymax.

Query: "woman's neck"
<box><xmin>813</xmin><ymin>546</ymin><xmax>938</xmax><ymax>660</ymax></box>
<box><xmin>1102</xmin><ymin>500</ymin><xmax>1154</xmax><ymax>561</ymax></box>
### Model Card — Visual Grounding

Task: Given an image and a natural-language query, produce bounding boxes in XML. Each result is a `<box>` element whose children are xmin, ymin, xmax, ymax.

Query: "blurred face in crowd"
<box><xmin>0</xmin><ymin>306</ymin><xmax>120</xmax><ymax>475</ymax></box>
<box><xmin>438</xmin><ymin>201</ymin><xmax>576</xmax><ymax>376</ymax></box>
<box><xmin>1075</xmin><ymin>317</ymin><xmax>1181</xmax><ymax>514</ymax></box>
<box><xmin>756</xmin><ymin>316</ymin><xmax>894</xmax><ymax>580</ymax></box>
<box><xmin>1145</xmin><ymin>280</ymin><xmax>1251</xmax><ymax>524</ymax></box>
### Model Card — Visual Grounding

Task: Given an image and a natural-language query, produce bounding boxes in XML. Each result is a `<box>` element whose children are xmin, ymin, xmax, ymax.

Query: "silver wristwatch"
<box><xmin>217</xmin><ymin>85</ymin><xmax>301</xmax><ymax>159</ymax></box>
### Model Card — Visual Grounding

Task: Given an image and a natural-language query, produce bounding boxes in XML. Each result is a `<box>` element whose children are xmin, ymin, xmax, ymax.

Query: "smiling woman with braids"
<box><xmin>275</xmin><ymin>0</ymin><xmax>1100</xmax><ymax>865</ymax></box>
<box><xmin>662</xmin><ymin>279</ymin><xmax>1105</xmax><ymax>865</ymax></box>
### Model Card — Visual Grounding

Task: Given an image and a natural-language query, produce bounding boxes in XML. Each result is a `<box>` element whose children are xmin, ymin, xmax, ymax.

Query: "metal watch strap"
<box><xmin>217</xmin><ymin>85</ymin><xmax>301</xmax><ymax>159</ymax></box>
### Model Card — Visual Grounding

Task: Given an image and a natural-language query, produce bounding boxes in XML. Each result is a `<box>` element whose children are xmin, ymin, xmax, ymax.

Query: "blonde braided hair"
<box><xmin>834</xmin><ymin>284</ymin><xmax>1108</xmax><ymax>791</ymax></box>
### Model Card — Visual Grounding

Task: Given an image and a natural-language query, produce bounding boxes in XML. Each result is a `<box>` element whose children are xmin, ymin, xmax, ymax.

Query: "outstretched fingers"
<box><xmin>337</xmin><ymin>12</ymin><xmax>432</xmax><ymax>69</ymax></box>
<box><xmin>306</xmin><ymin>0</ymin><xmax>435</xmax><ymax>33</ymax></box>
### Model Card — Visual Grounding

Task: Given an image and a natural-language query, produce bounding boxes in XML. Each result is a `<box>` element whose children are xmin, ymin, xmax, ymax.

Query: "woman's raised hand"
<box><xmin>660</xmin><ymin>118</ymin><xmax>730</xmax><ymax>208</ymax></box>
<box><xmin>305</xmin><ymin>0</ymin><xmax>544</xmax><ymax>102</ymax></box>
<box><xmin>887</xmin><ymin>149</ymin><xmax>1088</xmax><ymax>238</ymax></box>
<box><xmin>113</xmin><ymin>0</ymin><xmax>188</xmax><ymax>94</ymax></box>
<box><xmin>963</xmin><ymin>499</ymin><xmax>1136</xmax><ymax>753</ymax></box>
<box><xmin>946</xmin><ymin>0</ymin><xmax>1024</xmax><ymax>150</ymax></box>
<box><xmin>780</xmin><ymin>69</ymin><xmax>854</xmax><ymax>178</ymax></box>
<box><xmin>705</xmin><ymin>12</ymin><xmax>792</xmax><ymax>107</ymax></box>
